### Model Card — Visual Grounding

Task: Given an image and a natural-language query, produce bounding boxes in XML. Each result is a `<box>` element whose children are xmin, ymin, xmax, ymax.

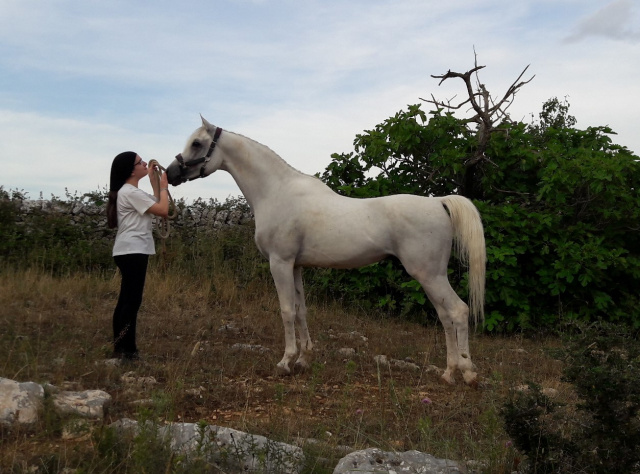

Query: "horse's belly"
<box><xmin>296</xmin><ymin>238</ymin><xmax>389</xmax><ymax>269</ymax></box>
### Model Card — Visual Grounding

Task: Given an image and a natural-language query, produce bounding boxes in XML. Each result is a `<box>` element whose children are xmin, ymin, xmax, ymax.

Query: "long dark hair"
<box><xmin>107</xmin><ymin>151</ymin><xmax>137</xmax><ymax>229</ymax></box>
<box><xmin>106</xmin><ymin>190</ymin><xmax>120</xmax><ymax>229</ymax></box>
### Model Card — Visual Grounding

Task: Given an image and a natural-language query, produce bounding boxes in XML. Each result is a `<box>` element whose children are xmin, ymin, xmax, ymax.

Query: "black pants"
<box><xmin>113</xmin><ymin>253</ymin><xmax>149</xmax><ymax>355</ymax></box>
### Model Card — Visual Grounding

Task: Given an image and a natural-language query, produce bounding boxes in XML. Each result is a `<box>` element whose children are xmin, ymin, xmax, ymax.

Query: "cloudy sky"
<box><xmin>1</xmin><ymin>0</ymin><xmax>638</xmax><ymax>203</ymax></box>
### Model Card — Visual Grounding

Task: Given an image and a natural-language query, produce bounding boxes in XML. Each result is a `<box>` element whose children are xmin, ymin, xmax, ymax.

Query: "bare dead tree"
<box><xmin>421</xmin><ymin>53</ymin><xmax>535</xmax><ymax>198</ymax></box>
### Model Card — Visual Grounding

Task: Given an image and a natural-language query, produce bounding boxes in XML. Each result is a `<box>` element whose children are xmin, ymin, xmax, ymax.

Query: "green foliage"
<box><xmin>0</xmin><ymin>188</ymin><xmax>114</xmax><ymax>274</ymax></box>
<box><xmin>94</xmin><ymin>424</ymin><xmax>128</xmax><ymax>471</ymax></box>
<box><xmin>318</xmin><ymin>99</ymin><xmax>640</xmax><ymax>330</ymax></box>
<box><xmin>0</xmin><ymin>193</ymin><xmax>21</xmax><ymax>259</ymax></box>
<box><xmin>501</xmin><ymin>382</ymin><xmax>574</xmax><ymax>473</ymax></box>
<box><xmin>502</xmin><ymin>322</ymin><xmax>640</xmax><ymax>473</ymax></box>
<box><xmin>0</xmin><ymin>189</ymin><xmax>267</xmax><ymax>290</ymax></box>
<box><xmin>561</xmin><ymin>322</ymin><xmax>640</xmax><ymax>472</ymax></box>
<box><xmin>322</xmin><ymin>105</ymin><xmax>470</xmax><ymax>198</ymax></box>
<box><xmin>307</xmin><ymin>259</ymin><xmax>414</xmax><ymax>316</ymax></box>
<box><xmin>317</xmin><ymin>107</ymin><xmax>474</xmax><ymax>318</ymax></box>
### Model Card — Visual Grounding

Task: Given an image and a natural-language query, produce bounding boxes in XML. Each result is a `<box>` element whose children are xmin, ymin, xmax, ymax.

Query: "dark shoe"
<box><xmin>113</xmin><ymin>351</ymin><xmax>141</xmax><ymax>362</ymax></box>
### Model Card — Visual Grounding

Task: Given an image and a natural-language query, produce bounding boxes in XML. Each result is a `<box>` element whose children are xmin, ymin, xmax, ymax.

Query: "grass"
<box><xmin>0</xmin><ymin>263</ymin><xmax>567</xmax><ymax>473</ymax></box>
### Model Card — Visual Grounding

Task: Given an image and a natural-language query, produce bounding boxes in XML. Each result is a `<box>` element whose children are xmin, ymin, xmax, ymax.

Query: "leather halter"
<box><xmin>174</xmin><ymin>127</ymin><xmax>223</xmax><ymax>181</ymax></box>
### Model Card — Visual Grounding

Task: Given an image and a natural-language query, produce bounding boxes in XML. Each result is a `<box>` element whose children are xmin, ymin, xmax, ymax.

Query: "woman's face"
<box><xmin>131</xmin><ymin>155</ymin><xmax>148</xmax><ymax>178</ymax></box>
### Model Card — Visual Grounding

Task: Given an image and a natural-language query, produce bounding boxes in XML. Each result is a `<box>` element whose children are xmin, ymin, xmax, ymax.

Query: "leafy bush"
<box><xmin>501</xmin><ymin>382</ymin><xmax>577</xmax><ymax>473</ymax></box>
<box><xmin>319</xmin><ymin>99</ymin><xmax>640</xmax><ymax>330</ymax></box>
<box><xmin>501</xmin><ymin>321</ymin><xmax>640</xmax><ymax>472</ymax></box>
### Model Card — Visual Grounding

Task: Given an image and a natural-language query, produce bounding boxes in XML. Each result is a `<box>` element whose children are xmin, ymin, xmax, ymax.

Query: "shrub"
<box><xmin>501</xmin><ymin>321</ymin><xmax>640</xmax><ymax>472</ymax></box>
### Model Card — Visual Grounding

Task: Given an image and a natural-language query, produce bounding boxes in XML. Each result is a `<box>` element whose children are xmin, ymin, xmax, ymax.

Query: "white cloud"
<box><xmin>565</xmin><ymin>0</ymin><xmax>640</xmax><ymax>43</ymax></box>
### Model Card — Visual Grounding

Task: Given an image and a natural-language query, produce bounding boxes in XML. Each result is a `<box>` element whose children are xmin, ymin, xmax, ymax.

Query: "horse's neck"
<box><xmin>220</xmin><ymin>132</ymin><xmax>301</xmax><ymax>207</ymax></box>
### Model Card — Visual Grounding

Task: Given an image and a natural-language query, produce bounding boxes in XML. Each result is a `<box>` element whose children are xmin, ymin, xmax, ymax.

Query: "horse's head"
<box><xmin>166</xmin><ymin>116</ymin><xmax>223</xmax><ymax>186</ymax></box>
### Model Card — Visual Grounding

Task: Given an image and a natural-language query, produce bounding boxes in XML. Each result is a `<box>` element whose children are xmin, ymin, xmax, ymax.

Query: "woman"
<box><xmin>106</xmin><ymin>151</ymin><xmax>169</xmax><ymax>360</ymax></box>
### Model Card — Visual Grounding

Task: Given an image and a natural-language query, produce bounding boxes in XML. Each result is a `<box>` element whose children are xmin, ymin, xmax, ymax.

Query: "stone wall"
<box><xmin>13</xmin><ymin>198</ymin><xmax>255</xmax><ymax>237</ymax></box>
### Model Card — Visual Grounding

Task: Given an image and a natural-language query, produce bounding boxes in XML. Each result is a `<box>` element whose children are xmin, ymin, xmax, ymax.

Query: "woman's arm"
<box><xmin>146</xmin><ymin>170</ymin><xmax>170</xmax><ymax>218</ymax></box>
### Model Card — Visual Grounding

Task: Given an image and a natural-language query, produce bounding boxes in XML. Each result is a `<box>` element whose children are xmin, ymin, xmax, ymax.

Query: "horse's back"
<box><xmin>255</xmin><ymin>182</ymin><xmax>453</xmax><ymax>268</ymax></box>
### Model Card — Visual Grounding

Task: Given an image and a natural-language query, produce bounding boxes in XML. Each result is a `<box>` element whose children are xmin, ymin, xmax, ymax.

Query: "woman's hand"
<box><xmin>159</xmin><ymin>170</ymin><xmax>169</xmax><ymax>188</ymax></box>
<box><xmin>148</xmin><ymin>162</ymin><xmax>169</xmax><ymax>191</ymax></box>
<box><xmin>146</xmin><ymin>161</ymin><xmax>170</xmax><ymax>218</ymax></box>
<box><xmin>147</xmin><ymin>168</ymin><xmax>170</xmax><ymax>218</ymax></box>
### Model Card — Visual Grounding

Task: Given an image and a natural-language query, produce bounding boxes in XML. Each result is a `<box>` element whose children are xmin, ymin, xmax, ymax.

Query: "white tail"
<box><xmin>439</xmin><ymin>195</ymin><xmax>486</xmax><ymax>325</ymax></box>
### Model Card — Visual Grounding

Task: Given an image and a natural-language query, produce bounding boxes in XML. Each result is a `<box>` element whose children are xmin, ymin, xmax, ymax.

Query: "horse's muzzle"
<box><xmin>166</xmin><ymin>156</ymin><xmax>186</xmax><ymax>186</ymax></box>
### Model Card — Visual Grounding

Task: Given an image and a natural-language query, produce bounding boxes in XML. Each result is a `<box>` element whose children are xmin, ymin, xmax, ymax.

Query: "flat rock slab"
<box><xmin>332</xmin><ymin>448</ymin><xmax>464</xmax><ymax>474</ymax></box>
<box><xmin>111</xmin><ymin>419</ymin><xmax>305</xmax><ymax>473</ymax></box>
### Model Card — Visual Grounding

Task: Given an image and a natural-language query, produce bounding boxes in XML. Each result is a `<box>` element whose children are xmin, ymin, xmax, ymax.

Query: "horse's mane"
<box><xmin>234</xmin><ymin>131</ymin><xmax>318</xmax><ymax>180</ymax></box>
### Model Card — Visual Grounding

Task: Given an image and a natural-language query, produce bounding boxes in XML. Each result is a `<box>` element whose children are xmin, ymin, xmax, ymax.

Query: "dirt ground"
<box><xmin>0</xmin><ymin>271</ymin><xmax>566</xmax><ymax>471</ymax></box>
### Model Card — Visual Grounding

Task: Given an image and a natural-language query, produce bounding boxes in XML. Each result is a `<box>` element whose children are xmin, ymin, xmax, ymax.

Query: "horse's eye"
<box><xmin>192</xmin><ymin>141</ymin><xmax>202</xmax><ymax>148</ymax></box>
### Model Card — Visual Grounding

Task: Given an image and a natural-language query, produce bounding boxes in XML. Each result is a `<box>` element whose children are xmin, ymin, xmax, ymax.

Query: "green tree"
<box><xmin>318</xmin><ymin>77</ymin><xmax>640</xmax><ymax>330</ymax></box>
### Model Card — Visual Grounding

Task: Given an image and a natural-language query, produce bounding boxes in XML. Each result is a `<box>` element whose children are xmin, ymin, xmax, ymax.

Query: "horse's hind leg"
<box><xmin>269</xmin><ymin>258</ymin><xmax>298</xmax><ymax>375</ymax></box>
<box><xmin>428</xmin><ymin>278</ymin><xmax>476</xmax><ymax>385</ymax></box>
<box><xmin>293</xmin><ymin>266</ymin><xmax>313</xmax><ymax>372</ymax></box>
<box><xmin>408</xmin><ymin>269</ymin><xmax>477</xmax><ymax>386</ymax></box>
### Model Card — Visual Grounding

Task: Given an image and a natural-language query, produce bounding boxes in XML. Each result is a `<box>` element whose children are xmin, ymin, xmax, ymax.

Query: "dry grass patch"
<box><xmin>0</xmin><ymin>266</ymin><xmax>566</xmax><ymax>472</ymax></box>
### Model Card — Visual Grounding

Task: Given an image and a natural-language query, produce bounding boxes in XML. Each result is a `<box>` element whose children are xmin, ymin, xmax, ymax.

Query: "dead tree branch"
<box><xmin>419</xmin><ymin>53</ymin><xmax>535</xmax><ymax>198</ymax></box>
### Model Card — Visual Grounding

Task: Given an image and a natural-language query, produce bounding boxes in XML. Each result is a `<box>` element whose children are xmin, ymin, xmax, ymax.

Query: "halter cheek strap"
<box><xmin>175</xmin><ymin>127</ymin><xmax>223</xmax><ymax>180</ymax></box>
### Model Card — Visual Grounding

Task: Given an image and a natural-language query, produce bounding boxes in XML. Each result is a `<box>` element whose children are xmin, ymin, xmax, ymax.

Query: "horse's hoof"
<box><xmin>441</xmin><ymin>372</ymin><xmax>455</xmax><ymax>385</ymax></box>
<box><xmin>293</xmin><ymin>361</ymin><xmax>309</xmax><ymax>374</ymax></box>
<box><xmin>466</xmin><ymin>378</ymin><xmax>479</xmax><ymax>390</ymax></box>
<box><xmin>463</xmin><ymin>371</ymin><xmax>479</xmax><ymax>389</ymax></box>
<box><xmin>276</xmin><ymin>363</ymin><xmax>291</xmax><ymax>376</ymax></box>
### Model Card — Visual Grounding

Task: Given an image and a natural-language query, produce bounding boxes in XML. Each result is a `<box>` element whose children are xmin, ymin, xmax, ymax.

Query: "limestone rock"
<box><xmin>339</xmin><ymin>348</ymin><xmax>357</xmax><ymax>357</ymax></box>
<box><xmin>231</xmin><ymin>343</ymin><xmax>272</xmax><ymax>354</ymax></box>
<box><xmin>332</xmin><ymin>448</ymin><xmax>464</xmax><ymax>474</ymax></box>
<box><xmin>121</xmin><ymin>371</ymin><xmax>158</xmax><ymax>388</ymax></box>
<box><xmin>110</xmin><ymin>419</ymin><xmax>306</xmax><ymax>473</ymax></box>
<box><xmin>52</xmin><ymin>389</ymin><xmax>112</xmax><ymax>419</ymax></box>
<box><xmin>0</xmin><ymin>377</ymin><xmax>44</xmax><ymax>427</ymax></box>
<box><xmin>373</xmin><ymin>355</ymin><xmax>420</xmax><ymax>371</ymax></box>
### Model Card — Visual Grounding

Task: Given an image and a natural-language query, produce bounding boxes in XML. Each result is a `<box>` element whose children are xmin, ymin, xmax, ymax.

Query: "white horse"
<box><xmin>166</xmin><ymin>117</ymin><xmax>486</xmax><ymax>386</ymax></box>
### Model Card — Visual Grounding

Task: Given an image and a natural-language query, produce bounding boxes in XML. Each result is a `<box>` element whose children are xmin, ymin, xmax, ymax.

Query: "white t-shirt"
<box><xmin>112</xmin><ymin>184</ymin><xmax>158</xmax><ymax>256</ymax></box>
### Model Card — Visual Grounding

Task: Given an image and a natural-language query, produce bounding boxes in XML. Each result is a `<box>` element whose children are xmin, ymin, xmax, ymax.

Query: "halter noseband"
<box><xmin>175</xmin><ymin>127</ymin><xmax>223</xmax><ymax>181</ymax></box>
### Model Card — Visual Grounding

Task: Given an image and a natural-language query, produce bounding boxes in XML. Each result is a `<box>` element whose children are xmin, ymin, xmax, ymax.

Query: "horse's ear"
<box><xmin>200</xmin><ymin>114</ymin><xmax>214</xmax><ymax>131</ymax></box>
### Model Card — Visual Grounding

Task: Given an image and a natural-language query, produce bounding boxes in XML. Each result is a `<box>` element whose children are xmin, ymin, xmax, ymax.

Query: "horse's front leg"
<box><xmin>293</xmin><ymin>266</ymin><xmax>313</xmax><ymax>372</ymax></box>
<box><xmin>269</xmin><ymin>258</ymin><xmax>298</xmax><ymax>375</ymax></box>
